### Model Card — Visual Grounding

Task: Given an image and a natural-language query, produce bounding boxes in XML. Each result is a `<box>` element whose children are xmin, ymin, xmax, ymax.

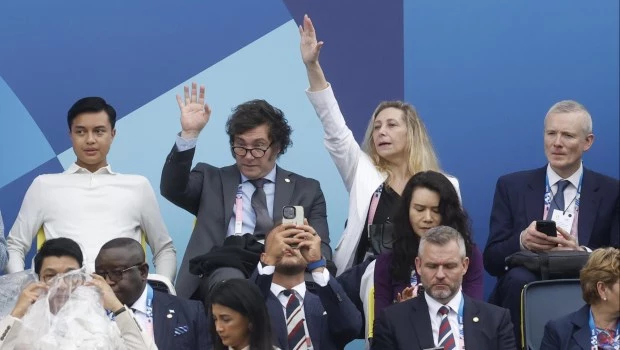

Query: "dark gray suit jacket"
<box><xmin>161</xmin><ymin>145</ymin><xmax>331</xmax><ymax>298</ymax></box>
<box><xmin>372</xmin><ymin>294</ymin><xmax>516</xmax><ymax>350</ymax></box>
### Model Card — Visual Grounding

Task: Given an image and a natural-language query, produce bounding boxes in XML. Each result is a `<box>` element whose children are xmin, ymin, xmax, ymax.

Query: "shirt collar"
<box><xmin>240</xmin><ymin>165</ymin><xmax>277</xmax><ymax>184</ymax></box>
<box><xmin>271</xmin><ymin>280</ymin><xmax>307</xmax><ymax>301</ymax></box>
<box><xmin>547</xmin><ymin>162</ymin><xmax>583</xmax><ymax>189</ymax></box>
<box><xmin>425</xmin><ymin>289</ymin><xmax>463</xmax><ymax>316</ymax></box>
<box><xmin>65</xmin><ymin>162</ymin><xmax>116</xmax><ymax>175</ymax></box>
<box><xmin>129</xmin><ymin>284</ymin><xmax>148</xmax><ymax>315</ymax></box>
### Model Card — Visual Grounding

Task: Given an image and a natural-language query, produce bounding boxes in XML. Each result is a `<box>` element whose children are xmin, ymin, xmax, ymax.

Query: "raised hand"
<box><xmin>262</xmin><ymin>223</ymin><xmax>304</xmax><ymax>266</ymax></box>
<box><xmin>176</xmin><ymin>82</ymin><xmax>212</xmax><ymax>139</ymax></box>
<box><xmin>296</xmin><ymin>219</ymin><xmax>323</xmax><ymax>265</ymax></box>
<box><xmin>10</xmin><ymin>281</ymin><xmax>48</xmax><ymax>319</ymax></box>
<box><xmin>299</xmin><ymin>14</ymin><xmax>324</xmax><ymax>67</ymax></box>
<box><xmin>396</xmin><ymin>285</ymin><xmax>419</xmax><ymax>303</ymax></box>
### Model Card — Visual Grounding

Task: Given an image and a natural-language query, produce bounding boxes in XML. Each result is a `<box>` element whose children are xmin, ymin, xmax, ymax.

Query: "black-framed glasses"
<box><xmin>232</xmin><ymin>143</ymin><xmax>272</xmax><ymax>158</ymax></box>
<box><xmin>96</xmin><ymin>263</ymin><xmax>143</xmax><ymax>282</ymax></box>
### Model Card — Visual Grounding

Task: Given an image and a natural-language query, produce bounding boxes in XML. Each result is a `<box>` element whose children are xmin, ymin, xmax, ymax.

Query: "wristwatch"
<box><xmin>113</xmin><ymin>306</ymin><xmax>127</xmax><ymax>317</ymax></box>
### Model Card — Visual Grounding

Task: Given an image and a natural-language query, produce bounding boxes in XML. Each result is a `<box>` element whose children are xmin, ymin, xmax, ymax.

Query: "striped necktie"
<box><xmin>283</xmin><ymin>289</ymin><xmax>309</xmax><ymax>350</ymax></box>
<box><xmin>438</xmin><ymin>305</ymin><xmax>456</xmax><ymax>350</ymax></box>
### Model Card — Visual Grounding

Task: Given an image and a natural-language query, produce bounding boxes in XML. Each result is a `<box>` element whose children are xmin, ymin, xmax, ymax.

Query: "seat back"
<box><xmin>147</xmin><ymin>273</ymin><xmax>176</xmax><ymax>295</ymax></box>
<box><xmin>521</xmin><ymin>279</ymin><xmax>584</xmax><ymax>350</ymax></box>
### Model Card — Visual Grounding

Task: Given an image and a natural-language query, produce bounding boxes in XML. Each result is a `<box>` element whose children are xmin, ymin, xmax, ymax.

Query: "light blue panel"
<box><xmin>0</xmin><ymin>77</ymin><xmax>56</xmax><ymax>188</ymax></box>
<box><xmin>108</xmin><ymin>20</ymin><xmax>348</xmax><ymax>271</ymax></box>
<box><xmin>57</xmin><ymin>147</ymin><xmax>75</xmax><ymax>170</ymax></box>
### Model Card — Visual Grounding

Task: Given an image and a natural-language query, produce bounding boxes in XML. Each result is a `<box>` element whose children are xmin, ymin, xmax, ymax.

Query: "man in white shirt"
<box><xmin>373</xmin><ymin>226</ymin><xmax>516</xmax><ymax>350</ymax></box>
<box><xmin>6</xmin><ymin>97</ymin><xmax>176</xmax><ymax>280</ymax></box>
<box><xmin>0</xmin><ymin>237</ymin><xmax>156</xmax><ymax>349</ymax></box>
<box><xmin>483</xmin><ymin>100</ymin><xmax>619</xmax><ymax>345</ymax></box>
<box><xmin>253</xmin><ymin>221</ymin><xmax>360</xmax><ymax>350</ymax></box>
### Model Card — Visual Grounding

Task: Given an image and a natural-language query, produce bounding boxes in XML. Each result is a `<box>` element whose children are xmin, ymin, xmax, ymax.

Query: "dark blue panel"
<box><xmin>283</xmin><ymin>0</ymin><xmax>404</xmax><ymax>142</ymax></box>
<box><xmin>0</xmin><ymin>1</ymin><xmax>291</xmax><ymax>154</ymax></box>
<box><xmin>404</xmin><ymin>0</ymin><xmax>619</xmax><ymax>299</ymax></box>
<box><xmin>0</xmin><ymin>158</ymin><xmax>64</xmax><ymax>273</ymax></box>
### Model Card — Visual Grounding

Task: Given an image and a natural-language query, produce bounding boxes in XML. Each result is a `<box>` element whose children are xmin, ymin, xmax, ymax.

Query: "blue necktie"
<box><xmin>546</xmin><ymin>180</ymin><xmax>570</xmax><ymax>220</ymax></box>
<box><xmin>438</xmin><ymin>306</ymin><xmax>455</xmax><ymax>350</ymax></box>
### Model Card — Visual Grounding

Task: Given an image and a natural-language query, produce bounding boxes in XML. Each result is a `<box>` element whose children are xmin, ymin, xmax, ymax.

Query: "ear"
<box><xmin>140</xmin><ymin>263</ymin><xmax>150</xmax><ymax>280</ymax></box>
<box><xmin>583</xmin><ymin>133</ymin><xmax>594</xmax><ymax>152</ymax></box>
<box><xmin>596</xmin><ymin>281</ymin><xmax>607</xmax><ymax>300</ymax></box>
<box><xmin>248</xmin><ymin>322</ymin><xmax>253</xmax><ymax>331</ymax></box>
<box><xmin>461</xmin><ymin>257</ymin><xmax>470</xmax><ymax>276</ymax></box>
<box><xmin>414</xmin><ymin>256</ymin><xmax>421</xmax><ymax>272</ymax></box>
<box><xmin>111</xmin><ymin>128</ymin><xmax>117</xmax><ymax>139</ymax></box>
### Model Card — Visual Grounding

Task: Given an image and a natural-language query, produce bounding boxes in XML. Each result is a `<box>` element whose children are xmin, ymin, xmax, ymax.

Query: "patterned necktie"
<box><xmin>283</xmin><ymin>289</ymin><xmax>308</xmax><ymax>350</ymax></box>
<box><xmin>438</xmin><ymin>305</ymin><xmax>456</xmax><ymax>350</ymax></box>
<box><xmin>250</xmin><ymin>178</ymin><xmax>273</xmax><ymax>238</ymax></box>
<box><xmin>546</xmin><ymin>179</ymin><xmax>570</xmax><ymax>220</ymax></box>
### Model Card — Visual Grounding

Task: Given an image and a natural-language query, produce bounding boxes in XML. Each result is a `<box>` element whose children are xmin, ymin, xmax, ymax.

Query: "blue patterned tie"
<box><xmin>546</xmin><ymin>180</ymin><xmax>569</xmax><ymax>220</ymax></box>
<box><xmin>438</xmin><ymin>306</ymin><xmax>455</xmax><ymax>350</ymax></box>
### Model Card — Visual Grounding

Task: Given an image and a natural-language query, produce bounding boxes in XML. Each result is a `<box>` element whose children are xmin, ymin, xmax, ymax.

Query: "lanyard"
<box><xmin>588</xmin><ymin>309</ymin><xmax>620</xmax><ymax>348</ymax></box>
<box><xmin>234</xmin><ymin>184</ymin><xmax>243</xmax><ymax>234</ymax></box>
<box><xmin>544</xmin><ymin>173</ymin><xmax>583</xmax><ymax>212</ymax></box>
<box><xmin>457</xmin><ymin>296</ymin><xmax>465</xmax><ymax>349</ymax></box>
<box><xmin>367</xmin><ymin>183</ymin><xmax>384</xmax><ymax>228</ymax></box>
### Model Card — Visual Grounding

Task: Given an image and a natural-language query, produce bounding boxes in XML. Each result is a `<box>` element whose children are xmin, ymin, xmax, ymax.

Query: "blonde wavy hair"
<box><xmin>362</xmin><ymin>101</ymin><xmax>440</xmax><ymax>182</ymax></box>
<box><xmin>580</xmin><ymin>247</ymin><xmax>620</xmax><ymax>305</ymax></box>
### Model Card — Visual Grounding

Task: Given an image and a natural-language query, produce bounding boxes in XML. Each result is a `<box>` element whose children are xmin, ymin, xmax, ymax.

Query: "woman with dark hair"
<box><xmin>210</xmin><ymin>278</ymin><xmax>278</xmax><ymax>350</ymax></box>
<box><xmin>373</xmin><ymin>171</ymin><xmax>484</xmax><ymax>319</ymax></box>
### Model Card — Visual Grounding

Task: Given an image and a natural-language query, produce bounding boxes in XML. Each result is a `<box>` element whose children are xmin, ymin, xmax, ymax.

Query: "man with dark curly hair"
<box><xmin>161</xmin><ymin>82</ymin><xmax>332</xmax><ymax>302</ymax></box>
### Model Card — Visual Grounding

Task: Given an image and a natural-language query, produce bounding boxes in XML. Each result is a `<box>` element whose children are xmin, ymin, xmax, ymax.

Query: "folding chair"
<box><xmin>521</xmin><ymin>279</ymin><xmax>584</xmax><ymax>350</ymax></box>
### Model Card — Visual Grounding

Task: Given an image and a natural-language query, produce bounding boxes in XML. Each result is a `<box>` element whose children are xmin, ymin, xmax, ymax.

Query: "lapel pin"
<box><xmin>473</xmin><ymin>317</ymin><xmax>479</xmax><ymax>323</ymax></box>
<box><xmin>285</xmin><ymin>178</ymin><xmax>290</xmax><ymax>183</ymax></box>
<box><xmin>167</xmin><ymin>314</ymin><xmax>173</xmax><ymax>319</ymax></box>
<box><xmin>169</xmin><ymin>309</ymin><xmax>175</xmax><ymax>314</ymax></box>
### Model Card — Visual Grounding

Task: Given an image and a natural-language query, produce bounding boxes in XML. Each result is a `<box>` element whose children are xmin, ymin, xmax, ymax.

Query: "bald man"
<box><xmin>95</xmin><ymin>238</ymin><xmax>210</xmax><ymax>349</ymax></box>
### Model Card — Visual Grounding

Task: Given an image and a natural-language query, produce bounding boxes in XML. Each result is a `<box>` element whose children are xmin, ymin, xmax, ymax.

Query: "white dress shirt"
<box><xmin>129</xmin><ymin>284</ymin><xmax>151</xmax><ymax>338</ymax></box>
<box><xmin>6</xmin><ymin>163</ymin><xmax>176</xmax><ymax>280</ymax></box>
<box><xmin>547</xmin><ymin>163</ymin><xmax>583</xmax><ymax>215</ymax></box>
<box><xmin>425</xmin><ymin>290</ymin><xmax>463</xmax><ymax>347</ymax></box>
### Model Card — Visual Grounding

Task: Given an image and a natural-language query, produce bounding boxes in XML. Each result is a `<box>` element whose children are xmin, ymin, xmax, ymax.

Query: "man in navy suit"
<box><xmin>373</xmin><ymin>226</ymin><xmax>516</xmax><ymax>350</ymax></box>
<box><xmin>252</xmin><ymin>221</ymin><xmax>361</xmax><ymax>350</ymax></box>
<box><xmin>484</xmin><ymin>100</ymin><xmax>620</xmax><ymax>344</ymax></box>
<box><xmin>95</xmin><ymin>238</ymin><xmax>210</xmax><ymax>350</ymax></box>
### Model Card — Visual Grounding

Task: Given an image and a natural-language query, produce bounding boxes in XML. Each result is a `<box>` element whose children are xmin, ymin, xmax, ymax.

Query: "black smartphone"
<box><xmin>536</xmin><ymin>220</ymin><xmax>557</xmax><ymax>237</ymax></box>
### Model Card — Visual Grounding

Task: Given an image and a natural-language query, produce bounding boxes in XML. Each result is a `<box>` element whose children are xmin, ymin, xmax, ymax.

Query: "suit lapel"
<box><xmin>463</xmin><ymin>296</ymin><xmax>483</xmax><ymax>350</ymax></box>
<box><xmin>525</xmin><ymin>167</ymin><xmax>547</xmax><ymax>222</ymax></box>
<box><xmin>267</xmin><ymin>293</ymin><xmax>288</xmax><ymax>349</ymax></box>
<box><xmin>572</xmin><ymin>306</ymin><xmax>592</xmax><ymax>350</ymax></box>
<box><xmin>273</xmin><ymin>166</ymin><xmax>294</xmax><ymax>224</ymax></box>
<box><xmin>303</xmin><ymin>293</ymin><xmax>322</xmax><ymax>348</ymax></box>
<box><xmin>222</xmin><ymin>165</ymin><xmax>241</xmax><ymax>230</ymax></box>
<box><xmin>409</xmin><ymin>297</ymin><xmax>435</xmax><ymax>349</ymax></box>
<box><xmin>577</xmin><ymin>168</ymin><xmax>599</xmax><ymax>245</ymax></box>
<box><xmin>152</xmin><ymin>292</ymin><xmax>175</xmax><ymax>349</ymax></box>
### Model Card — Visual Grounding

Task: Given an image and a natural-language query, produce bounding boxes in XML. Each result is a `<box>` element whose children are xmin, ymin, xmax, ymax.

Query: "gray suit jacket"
<box><xmin>161</xmin><ymin>145</ymin><xmax>331</xmax><ymax>298</ymax></box>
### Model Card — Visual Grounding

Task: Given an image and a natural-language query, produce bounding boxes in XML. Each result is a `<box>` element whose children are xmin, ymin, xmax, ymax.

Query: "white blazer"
<box><xmin>306</xmin><ymin>85</ymin><xmax>460</xmax><ymax>274</ymax></box>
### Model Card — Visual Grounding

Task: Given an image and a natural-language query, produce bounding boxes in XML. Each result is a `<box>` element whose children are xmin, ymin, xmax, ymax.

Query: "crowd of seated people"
<box><xmin>0</xmin><ymin>14</ymin><xmax>618</xmax><ymax>350</ymax></box>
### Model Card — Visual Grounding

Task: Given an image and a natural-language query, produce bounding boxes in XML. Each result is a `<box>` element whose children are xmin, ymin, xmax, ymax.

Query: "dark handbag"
<box><xmin>505</xmin><ymin>250</ymin><xmax>590</xmax><ymax>280</ymax></box>
<box><xmin>368</xmin><ymin>222</ymin><xmax>394</xmax><ymax>255</ymax></box>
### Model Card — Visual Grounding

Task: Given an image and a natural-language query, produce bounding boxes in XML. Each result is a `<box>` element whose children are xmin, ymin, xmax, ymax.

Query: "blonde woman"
<box><xmin>300</xmin><ymin>15</ymin><xmax>460</xmax><ymax>273</ymax></box>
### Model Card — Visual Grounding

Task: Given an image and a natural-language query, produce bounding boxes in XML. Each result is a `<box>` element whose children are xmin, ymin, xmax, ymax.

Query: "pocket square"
<box><xmin>174</xmin><ymin>325</ymin><xmax>189</xmax><ymax>336</ymax></box>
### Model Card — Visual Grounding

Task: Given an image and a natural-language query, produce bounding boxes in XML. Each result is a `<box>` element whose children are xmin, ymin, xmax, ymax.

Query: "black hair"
<box><xmin>34</xmin><ymin>238</ymin><xmax>84</xmax><ymax>275</ymax></box>
<box><xmin>67</xmin><ymin>97</ymin><xmax>117</xmax><ymax>130</ymax></box>
<box><xmin>225</xmin><ymin>99</ymin><xmax>292</xmax><ymax>157</ymax></box>
<box><xmin>99</xmin><ymin>237</ymin><xmax>145</xmax><ymax>262</ymax></box>
<box><xmin>390</xmin><ymin>171</ymin><xmax>474</xmax><ymax>282</ymax></box>
<box><xmin>209</xmin><ymin>278</ymin><xmax>273</xmax><ymax>350</ymax></box>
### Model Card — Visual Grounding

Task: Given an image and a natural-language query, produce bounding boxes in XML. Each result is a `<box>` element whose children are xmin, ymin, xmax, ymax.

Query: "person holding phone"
<box><xmin>484</xmin><ymin>100</ymin><xmax>620</xmax><ymax>346</ymax></box>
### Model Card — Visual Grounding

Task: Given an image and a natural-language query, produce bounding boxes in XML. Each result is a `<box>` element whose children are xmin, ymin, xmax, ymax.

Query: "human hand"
<box><xmin>176</xmin><ymin>82</ymin><xmax>212</xmax><ymax>139</ymax></box>
<box><xmin>262</xmin><ymin>223</ymin><xmax>304</xmax><ymax>266</ymax></box>
<box><xmin>548</xmin><ymin>226</ymin><xmax>583</xmax><ymax>251</ymax></box>
<box><xmin>299</xmin><ymin>14</ymin><xmax>324</xmax><ymax>67</ymax></box>
<box><xmin>296</xmin><ymin>219</ymin><xmax>322</xmax><ymax>265</ymax></box>
<box><xmin>10</xmin><ymin>282</ymin><xmax>48</xmax><ymax>319</ymax></box>
<box><xmin>87</xmin><ymin>274</ymin><xmax>123</xmax><ymax>312</ymax></box>
<box><xmin>521</xmin><ymin>221</ymin><xmax>557</xmax><ymax>252</ymax></box>
<box><xmin>396</xmin><ymin>285</ymin><xmax>419</xmax><ymax>303</ymax></box>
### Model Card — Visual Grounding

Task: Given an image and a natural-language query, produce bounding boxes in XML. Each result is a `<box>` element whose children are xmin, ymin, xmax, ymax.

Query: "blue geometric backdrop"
<box><xmin>1</xmin><ymin>2</ymin><xmax>618</xmax><ymax>348</ymax></box>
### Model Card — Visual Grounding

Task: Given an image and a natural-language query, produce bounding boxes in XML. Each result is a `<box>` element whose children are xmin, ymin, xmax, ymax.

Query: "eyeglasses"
<box><xmin>96</xmin><ymin>263</ymin><xmax>143</xmax><ymax>282</ymax></box>
<box><xmin>231</xmin><ymin>143</ymin><xmax>272</xmax><ymax>158</ymax></box>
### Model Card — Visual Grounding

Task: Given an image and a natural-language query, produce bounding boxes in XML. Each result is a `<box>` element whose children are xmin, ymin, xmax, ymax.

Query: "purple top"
<box><xmin>373</xmin><ymin>244</ymin><xmax>484</xmax><ymax>318</ymax></box>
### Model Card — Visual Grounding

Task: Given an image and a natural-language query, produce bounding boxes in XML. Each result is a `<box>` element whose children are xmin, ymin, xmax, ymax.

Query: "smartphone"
<box><xmin>536</xmin><ymin>220</ymin><xmax>557</xmax><ymax>237</ymax></box>
<box><xmin>282</xmin><ymin>206</ymin><xmax>304</xmax><ymax>248</ymax></box>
